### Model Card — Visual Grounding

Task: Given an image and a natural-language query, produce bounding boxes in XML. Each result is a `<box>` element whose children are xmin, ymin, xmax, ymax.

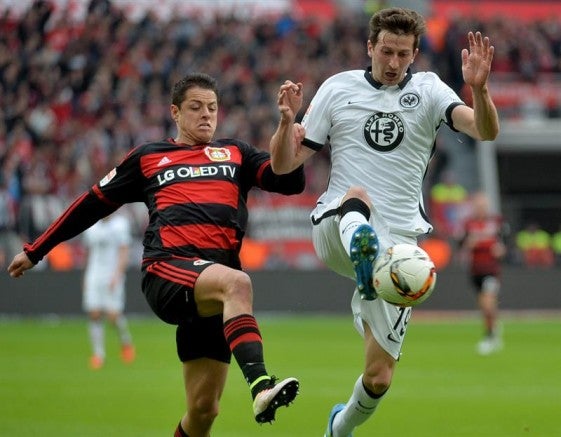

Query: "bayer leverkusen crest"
<box><xmin>204</xmin><ymin>146</ymin><xmax>231</xmax><ymax>162</ymax></box>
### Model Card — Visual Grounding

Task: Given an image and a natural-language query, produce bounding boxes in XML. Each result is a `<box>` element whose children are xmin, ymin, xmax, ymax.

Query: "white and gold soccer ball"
<box><xmin>373</xmin><ymin>244</ymin><xmax>437</xmax><ymax>307</ymax></box>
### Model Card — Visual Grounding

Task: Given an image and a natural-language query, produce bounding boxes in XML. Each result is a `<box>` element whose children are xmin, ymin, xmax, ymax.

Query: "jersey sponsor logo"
<box><xmin>399</xmin><ymin>92</ymin><xmax>420</xmax><ymax>108</ymax></box>
<box><xmin>156</xmin><ymin>164</ymin><xmax>237</xmax><ymax>185</ymax></box>
<box><xmin>194</xmin><ymin>259</ymin><xmax>213</xmax><ymax>266</ymax></box>
<box><xmin>157</xmin><ymin>156</ymin><xmax>172</xmax><ymax>167</ymax></box>
<box><xmin>363</xmin><ymin>112</ymin><xmax>404</xmax><ymax>152</ymax></box>
<box><xmin>204</xmin><ymin>146</ymin><xmax>231</xmax><ymax>162</ymax></box>
<box><xmin>99</xmin><ymin>168</ymin><xmax>117</xmax><ymax>187</ymax></box>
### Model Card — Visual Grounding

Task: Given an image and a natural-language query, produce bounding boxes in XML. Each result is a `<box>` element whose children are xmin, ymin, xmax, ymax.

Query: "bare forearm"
<box><xmin>471</xmin><ymin>86</ymin><xmax>499</xmax><ymax>141</ymax></box>
<box><xmin>270</xmin><ymin>119</ymin><xmax>310</xmax><ymax>174</ymax></box>
<box><xmin>270</xmin><ymin>118</ymin><xmax>294</xmax><ymax>174</ymax></box>
<box><xmin>116</xmin><ymin>246</ymin><xmax>129</xmax><ymax>276</ymax></box>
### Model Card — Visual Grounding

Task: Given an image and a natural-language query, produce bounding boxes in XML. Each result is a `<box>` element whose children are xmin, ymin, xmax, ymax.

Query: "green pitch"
<box><xmin>1</xmin><ymin>313</ymin><xmax>560</xmax><ymax>436</ymax></box>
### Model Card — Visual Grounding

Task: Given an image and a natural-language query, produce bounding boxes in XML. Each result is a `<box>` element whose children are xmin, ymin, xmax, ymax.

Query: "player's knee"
<box><xmin>89</xmin><ymin>311</ymin><xmax>103</xmax><ymax>321</ymax></box>
<box><xmin>341</xmin><ymin>187</ymin><xmax>372</xmax><ymax>220</ymax></box>
<box><xmin>224</xmin><ymin>270</ymin><xmax>253</xmax><ymax>303</ymax></box>
<box><xmin>345</xmin><ymin>186</ymin><xmax>371</xmax><ymax>206</ymax></box>
<box><xmin>188</xmin><ymin>396</ymin><xmax>220</xmax><ymax>427</ymax></box>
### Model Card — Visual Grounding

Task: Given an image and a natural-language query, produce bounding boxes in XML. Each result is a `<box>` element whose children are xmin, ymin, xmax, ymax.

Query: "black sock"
<box><xmin>224</xmin><ymin>314</ymin><xmax>270</xmax><ymax>398</ymax></box>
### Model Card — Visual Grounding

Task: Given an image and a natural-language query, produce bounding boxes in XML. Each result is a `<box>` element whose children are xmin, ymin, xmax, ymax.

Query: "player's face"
<box><xmin>472</xmin><ymin>193</ymin><xmax>490</xmax><ymax>217</ymax></box>
<box><xmin>171</xmin><ymin>87</ymin><xmax>218</xmax><ymax>145</ymax></box>
<box><xmin>367</xmin><ymin>30</ymin><xmax>418</xmax><ymax>86</ymax></box>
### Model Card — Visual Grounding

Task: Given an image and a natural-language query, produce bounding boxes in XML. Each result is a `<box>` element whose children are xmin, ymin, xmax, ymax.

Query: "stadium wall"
<box><xmin>1</xmin><ymin>266</ymin><xmax>559</xmax><ymax>316</ymax></box>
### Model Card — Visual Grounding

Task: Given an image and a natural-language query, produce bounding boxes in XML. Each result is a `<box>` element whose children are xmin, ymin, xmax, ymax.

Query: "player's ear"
<box><xmin>170</xmin><ymin>104</ymin><xmax>179</xmax><ymax>121</ymax></box>
<box><xmin>367</xmin><ymin>40</ymin><xmax>373</xmax><ymax>58</ymax></box>
<box><xmin>411</xmin><ymin>48</ymin><xmax>419</xmax><ymax>64</ymax></box>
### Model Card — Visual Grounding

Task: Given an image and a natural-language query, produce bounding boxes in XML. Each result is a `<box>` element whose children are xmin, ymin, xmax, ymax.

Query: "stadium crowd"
<box><xmin>1</xmin><ymin>0</ymin><xmax>561</xmax><ymax>269</ymax></box>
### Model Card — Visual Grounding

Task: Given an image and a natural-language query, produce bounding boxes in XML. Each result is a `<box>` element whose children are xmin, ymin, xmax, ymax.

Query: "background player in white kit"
<box><xmin>270</xmin><ymin>7</ymin><xmax>500</xmax><ymax>436</ymax></box>
<box><xmin>82</xmin><ymin>212</ymin><xmax>135</xmax><ymax>369</ymax></box>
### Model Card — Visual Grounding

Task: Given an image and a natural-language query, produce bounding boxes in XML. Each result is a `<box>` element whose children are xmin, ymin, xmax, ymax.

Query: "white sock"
<box><xmin>333</xmin><ymin>375</ymin><xmax>383</xmax><ymax>436</ymax></box>
<box><xmin>114</xmin><ymin>315</ymin><xmax>133</xmax><ymax>346</ymax></box>
<box><xmin>339</xmin><ymin>212</ymin><xmax>369</xmax><ymax>257</ymax></box>
<box><xmin>88</xmin><ymin>320</ymin><xmax>105</xmax><ymax>359</ymax></box>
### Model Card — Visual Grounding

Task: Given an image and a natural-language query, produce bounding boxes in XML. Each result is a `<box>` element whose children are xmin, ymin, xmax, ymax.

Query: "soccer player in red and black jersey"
<box><xmin>8</xmin><ymin>73</ymin><xmax>306</xmax><ymax>436</ymax></box>
<box><xmin>459</xmin><ymin>191</ymin><xmax>508</xmax><ymax>355</ymax></box>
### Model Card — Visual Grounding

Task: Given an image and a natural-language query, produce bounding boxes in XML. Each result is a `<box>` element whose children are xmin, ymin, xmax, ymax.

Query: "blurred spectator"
<box><xmin>0</xmin><ymin>178</ymin><xmax>22</xmax><ymax>268</ymax></box>
<box><xmin>3</xmin><ymin>0</ymin><xmax>561</xmax><ymax>269</ymax></box>
<box><xmin>551</xmin><ymin>225</ymin><xmax>561</xmax><ymax>266</ymax></box>
<box><xmin>429</xmin><ymin>171</ymin><xmax>468</xmax><ymax>239</ymax></box>
<box><xmin>515</xmin><ymin>222</ymin><xmax>554</xmax><ymax>268</ymax></box>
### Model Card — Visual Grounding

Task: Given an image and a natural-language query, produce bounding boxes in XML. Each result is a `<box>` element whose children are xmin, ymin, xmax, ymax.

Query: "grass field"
<box><xmin>1</xmin><ymin>313</ymin><xmax>560</xmax><ymax>436</ymax></box>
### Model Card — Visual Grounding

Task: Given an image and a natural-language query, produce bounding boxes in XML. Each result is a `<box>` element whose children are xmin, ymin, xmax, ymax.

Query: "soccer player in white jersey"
<box><xmin>82</xmin><ymin>212</ymin><xmax>135</xmax><ymax>369</ymax></box>
<box><xmin>270</xmin><ymin>7</ymin><xmax>499</xmax><ymax>436</ymax></box>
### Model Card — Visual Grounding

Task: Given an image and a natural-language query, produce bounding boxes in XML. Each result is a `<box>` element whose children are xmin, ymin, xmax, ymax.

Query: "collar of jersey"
<box><xmin>364</xmin><ymin>67</ymin><xmax>412</xmax><ymax>90</ymax></box>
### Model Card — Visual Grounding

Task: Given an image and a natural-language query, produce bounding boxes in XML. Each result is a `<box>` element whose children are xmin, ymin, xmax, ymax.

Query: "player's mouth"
<box><xmin>384</xmin><ymin>71</ymin><xmax>399</xmax><ymax>82</ymax></box>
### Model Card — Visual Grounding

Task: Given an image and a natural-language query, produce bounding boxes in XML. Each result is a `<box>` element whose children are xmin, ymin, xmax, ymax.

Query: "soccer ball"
<box><xmin>373</xmin><ymin>244</ymin><xmax>437</xmax><ymax>307</ymax></box>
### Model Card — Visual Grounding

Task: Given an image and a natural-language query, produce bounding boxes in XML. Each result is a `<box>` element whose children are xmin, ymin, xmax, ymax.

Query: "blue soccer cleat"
<box><xmin>350</xmin><ymin>224</ymin><xmax>379</xmax><ymax>300</ymax></box>
<box><xmin>324</xmin><ymin>403</ymin><xmax>353</xmax><ymax>437</ymax></box>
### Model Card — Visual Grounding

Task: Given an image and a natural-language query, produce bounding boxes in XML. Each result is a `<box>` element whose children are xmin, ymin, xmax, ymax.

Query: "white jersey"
<box><xmin>82</xmin><ymin>214</ymin><xmax>131</xmax><ymax>311</ymax></box>
<box><xmin>83</xmin><ymin>214</ymin><xmax>131</xmax><ymax>276</ymax></box>
<box><xmin>302</xmin><ymin>68</ymin><xmax>464</xmax><ymax>236</ymax></box>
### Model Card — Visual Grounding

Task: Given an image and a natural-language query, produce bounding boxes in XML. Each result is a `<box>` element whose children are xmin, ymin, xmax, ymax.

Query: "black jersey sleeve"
<box><xmin>22</xmin><ymin>145</ymin><xmax>149</xmax><ymax>264</ymax></box>
<box><xmin>94</xmin><ymin>145</ymin><xmax>146</xmax><ymax>204</ymax></box>
<box><xmin>23</xmin><ymin>191</ymin><xmax>120</xmax><ymax>264</ymax></box>
<box><xmin>260</xmin><ymin>164</ymin><xmax>305</xmax><ymax>195</ymax></box>
<box><xmin>231</xmin><ymin>138</ymin><xmax>306</xmax><ymax>195</ymax></box>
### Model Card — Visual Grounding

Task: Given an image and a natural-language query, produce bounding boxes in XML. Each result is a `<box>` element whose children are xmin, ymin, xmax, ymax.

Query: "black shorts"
<box><xmin>141</xmin><ymin>258</ymin><xmax>231</xmax><ymax>364</ymax></box>
<box><xmin>470</xmin><ymin>274</ymin><xmax>500</xmax><ymax>294</ymax></box>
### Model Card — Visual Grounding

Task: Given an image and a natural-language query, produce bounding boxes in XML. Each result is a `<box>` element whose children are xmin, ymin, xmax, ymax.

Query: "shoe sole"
<box><xmin>350</xmin><ymin>225</ymin><xmax>379</xmax><ymax>300</ymax></box>
<box><xmin>255</xmin><ymin>379</ymin><xmax>299</xmax><ymax>424</ymax></box>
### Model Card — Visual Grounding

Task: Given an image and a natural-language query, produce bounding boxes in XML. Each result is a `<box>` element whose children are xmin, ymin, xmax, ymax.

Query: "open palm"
<box><xmin>462</xmin><ymin>31</ymin><xmax>494</xmax><ymax>89</ymax></box>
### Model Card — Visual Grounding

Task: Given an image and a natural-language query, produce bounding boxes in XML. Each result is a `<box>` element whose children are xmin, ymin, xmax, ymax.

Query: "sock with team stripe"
<box><xmin>174</xmin><ymin>421</ymin><xmax>189</xmax><ymax>437</ymax></box>
<box><xmin>224</xmin><ymin>314</ymin><xmax>271</xmax><ymax>398</ymax></box>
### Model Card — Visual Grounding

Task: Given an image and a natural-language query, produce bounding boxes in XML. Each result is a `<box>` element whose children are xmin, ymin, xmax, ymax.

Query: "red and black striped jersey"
<box><xmin>24</xmin><ymin>138</ymin><xmax>305</xmax><ymax>269</ymax></box>
<box><xmin>462</xmin><ymin>215</ymin><xmax>506</xmax><ymax>276</ymax></box>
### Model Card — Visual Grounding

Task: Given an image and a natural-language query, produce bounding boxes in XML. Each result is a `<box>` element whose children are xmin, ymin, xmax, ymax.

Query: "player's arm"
<box><xmin>270</xmin><ymin>80</ymin><xmax>315</xmax><ymax>174</ymax></box>
<box><xmin>111</xmin><ymin>218</ymin><xmax>131</xmax><ymax>288</ymax></box>
<box><xmin>452</xmin><ymin>31</ymin><xmax>499</xmax><ymax>141</ymax></box>
<box><xmin>7</xmin><ymin>191</ymin><xmax>120</xmax><ymax>278</ymax></box>
<box><xmin>492</xmin><ymin>219</ymin><xmax>510</xmax><ymax>259</ymax></box>
<box><xmin>110</xmin><ymin>242</ymin><xmax>130</xmax><ymax>290</ymax></box>
<box><xmin>260</xmin><ymin>162</ymin><xmax>305</xmax><ymax>195</ymax></box>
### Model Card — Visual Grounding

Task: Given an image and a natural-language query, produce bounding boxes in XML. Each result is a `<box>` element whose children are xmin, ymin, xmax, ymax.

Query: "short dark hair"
<box><xmin>368</xmin><ymin>8</ymin><xmax>426</xmax><ymax>51</ymax></box>
<box><xmin>171</xmin><ymin>73</ymin><xmax>219</xmax><ymax>106</ymax></box>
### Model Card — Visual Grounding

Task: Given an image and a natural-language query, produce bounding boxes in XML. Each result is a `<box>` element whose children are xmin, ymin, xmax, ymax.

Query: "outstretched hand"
<box><xmin>7</xmin><ymin>251</ymin><xmax>34</xmax><ymax>278</ymax></box>
<box><xmin>278</xmin><ymin>80</ymin><xmax>303</xmax><ymax>123</ymax></box>
<box><xmin>461</xmin><ymin>31</ymin><xmax>494</xmax><ymax>89</ymax></box>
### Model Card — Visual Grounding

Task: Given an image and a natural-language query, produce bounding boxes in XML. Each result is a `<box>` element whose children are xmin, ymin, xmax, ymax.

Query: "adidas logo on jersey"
<box><xmin>157</xmin><ymin>156</ymin><xmax>172</xmax><ymax>167</ymax></box>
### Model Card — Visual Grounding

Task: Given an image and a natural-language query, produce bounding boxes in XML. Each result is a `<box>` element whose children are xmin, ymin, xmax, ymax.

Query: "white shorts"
<box><xmin>82</xmin><ymin>274</ymin><xmax>126</xmax><ymax>313</ymax></box>
<box><xmin>311</xmin><ymin>196</ymin><xmax>416</xmax><ymax>360</ymax></box>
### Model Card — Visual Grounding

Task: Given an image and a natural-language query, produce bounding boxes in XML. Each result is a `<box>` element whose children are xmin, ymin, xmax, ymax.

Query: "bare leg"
<box><xmin>180</xmin><ymin>358</ymin><xmax>229</xmax><ymax>437</ymax></box>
